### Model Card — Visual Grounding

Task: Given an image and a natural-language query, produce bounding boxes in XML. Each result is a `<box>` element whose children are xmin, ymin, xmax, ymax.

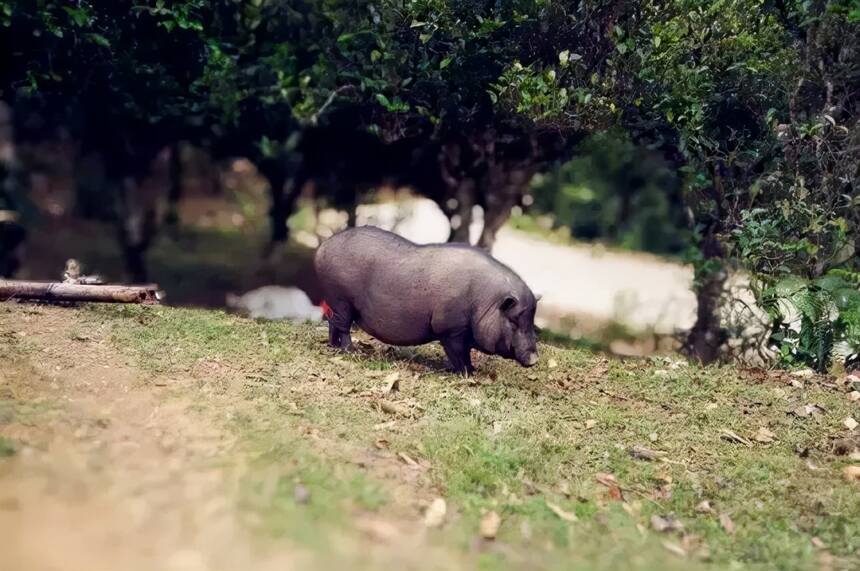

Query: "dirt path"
<box><xmin>0</xmin><ymin>307</ymin><xmax>457</xmax><ymax>571</ymax></box>
<box><xmin>0</xmin><ymin>309</ymin><xmax>294</xmax><ymax>571</ymax></box>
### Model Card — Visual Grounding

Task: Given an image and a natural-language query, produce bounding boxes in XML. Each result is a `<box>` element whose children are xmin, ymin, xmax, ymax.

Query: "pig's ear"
<box><xmin>500</xmin><ymin>296</ymin><xmax>517</xmax><ymax>312</ymax></box>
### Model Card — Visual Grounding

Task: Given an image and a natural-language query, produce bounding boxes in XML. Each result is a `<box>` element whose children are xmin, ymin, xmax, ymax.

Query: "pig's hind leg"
<box><xmin>440</xmin><ymin>333</ymin><xmax>474</xmax><ymax>376</ymax></box>
<box><xmin>326</xmin><ymin>299</ymin><xmax>355</xmax><ymax>350</ymax></box>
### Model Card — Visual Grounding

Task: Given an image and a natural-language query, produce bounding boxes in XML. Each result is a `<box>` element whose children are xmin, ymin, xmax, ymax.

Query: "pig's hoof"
<box><xmin>448</xmin><ymin>366</ymin><xmax>474</xmax><ymax>377</ymax></box>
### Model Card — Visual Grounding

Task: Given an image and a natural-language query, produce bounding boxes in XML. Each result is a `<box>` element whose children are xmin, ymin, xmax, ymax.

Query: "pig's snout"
<box><xmin>519</xmin><ymin>351</ymin><xmax>539</xmax><ymax>368</ymax></box>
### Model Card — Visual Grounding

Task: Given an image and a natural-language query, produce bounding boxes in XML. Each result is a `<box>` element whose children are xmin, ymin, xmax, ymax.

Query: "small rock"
<box><xmin>811</xmin><ymin>537</ymin><xmax>827</xmax><ymax>549</ymax></box>
<box><xmin>845</xmin><ymin>417</ymin><xmax>859</xmax><ymax>431</ymax></box>
<box><xmin>548</xmin><ymin>358</ymin><xmax>558</xmax><ymax>369</ymax></box>
<box><xmin>694</xmin><ymin>500</ymin><xmax>713</xmax><ymax>514</ymax></box>
<box><xmin>585</xmin><ymin>419</ymin><xmax>597</xmax><ymax>429</ymax></box>
<box><xmin>423</xmin><ymin>498</ymin><xmax>447</xmax><ymax>528</ymax></box>
<box><xmin>791</xmin><ymin>368</ymin><xmax>815</xmax><ymax>379</ymax></box>
<box><xmin>754</xmin><ymin>427</ymin><xmax>776</xmax><ymax>443</ymax></box>
<box><xmin>379</xmin><ymin>400</ymin><xmax>410</xmax><ymax>416</ymax></box>
<box><xmin>719</xmin><ymin>512</ymin><xmax>736</xmax><ymax>535</ymax></box>
<box><xmin>651</xmin><ymin>514</ymin><xmax>683</xmax><ymax>533</ymax></box>
<box><xmin>848</xmin><ymin>391</ymin><xmax>860</xmax><ymax>402</ymax></box>
<box><xmin>843</xmin><ymin>465</ymin><xmax>860</xmax><ymax>483</ymax></box>
<box><xmin>293</xmin><ymin>484</ymin><xmax>310</xmax><ymax>504</ymax></box>
<box><xmin>480</xmin><ymin>511</ymin><xmax>501</xmax><ymax>540</ymax></box>
<box><xmin>792</xmin><ymin>403</ymin><xmax>825</xmax><ymax>418</ymax></box>
<box><xmin>374</xmin><ymin>438</ymin><xmax>389</xmax><ymax>449</ymax></box>
<box><xmin>649</xmin><ymin>432</ymin><xmax>658</xmax><ymax>442</ymax></box>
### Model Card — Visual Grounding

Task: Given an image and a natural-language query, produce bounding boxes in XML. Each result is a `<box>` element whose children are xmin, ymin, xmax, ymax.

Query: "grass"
<box><xmin>20</xmin><ymin>304</ymin><xmax>860</xmax><ymax>569</ymax></box>
<box><xmin>0</xmin><ymin>436</ymin><xmax>15</xmax><ymax>458</ymax></box>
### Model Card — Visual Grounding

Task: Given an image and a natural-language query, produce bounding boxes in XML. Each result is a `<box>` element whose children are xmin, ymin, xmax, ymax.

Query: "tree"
<box><xmin>2</xmin><ymin>0</ymin><xmax>217</xmax><ymax>280</ymax></box>
<box><xmin>618</xmin><ymin>0</ymin><xmax>800</xmax><ymax>363</ymax></box>
<box><xmin>731</xmin><ymin>1</ymin><xmax>860</xmax><ymax>369</ymax></box>
<box><xmin>270</xmin><ymin>0</ymin><xmax>634</xmax><ymax>249</ymax></box>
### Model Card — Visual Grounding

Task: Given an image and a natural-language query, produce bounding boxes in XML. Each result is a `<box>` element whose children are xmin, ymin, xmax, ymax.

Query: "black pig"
<box><xmin>314</xmin><ymin>226</ymin><xmax>539</xmax><ymax>374</ymax></box>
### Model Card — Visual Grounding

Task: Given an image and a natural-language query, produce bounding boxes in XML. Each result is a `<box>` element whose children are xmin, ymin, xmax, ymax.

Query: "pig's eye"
<box><xmin>500</xmin><ymin>296</ymin><xmax>517</xmax><ymax>312</ymax></box>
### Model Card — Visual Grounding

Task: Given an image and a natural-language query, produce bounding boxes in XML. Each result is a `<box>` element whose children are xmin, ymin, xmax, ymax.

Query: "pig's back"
<box><xmin>314</xmin><ymin>226</ymin><xmax>417</xmax><ymax>288</ymax></box>
<box><xmin>316</xmin><ymin>226</ymin><xmax>498</xmax><ymax>294</ymax></box>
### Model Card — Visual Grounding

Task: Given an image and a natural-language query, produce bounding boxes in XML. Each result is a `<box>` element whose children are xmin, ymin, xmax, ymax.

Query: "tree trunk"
<box><xmin>259</xmin><ymin>160</ymin><xmax>290</xmax><ymax>246</ymax></box>
<box><xmin>685</xmin><ymin>163</ymin><xmax>730</xmax><ymax>364</ymax></box>
<box><xmin>0</xmin><ymin>102</ymin><xmax>26</xmax><ymax>278</ymax></box>
<box><xmin>114</xmin><ymin>174</ymin><xmax>158</xmax><ymax>284</ymax></box>
<box><xmin>685</xmin><ymin>229</ymin><xmax>728</xmax><ymax>364</ymax></box>
<box><xmin>448</xmin><ymin>178</ymin><xmax>475</xmax><ymax>243</ymax></box>
<box><xmin>163</xmin><ymin>142</ymin><xmax>183</xmax><ymax>235</ymax></box>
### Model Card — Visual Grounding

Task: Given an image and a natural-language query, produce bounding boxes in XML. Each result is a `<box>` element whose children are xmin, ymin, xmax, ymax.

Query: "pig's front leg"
<box><xmin>441</xmin><ymin>333</ymin><xmax>474</xmax><ymax>376</ymax></box>
<box><xmin>326</xmin><ymin>299</ymin><xmax>354</xmax><ymax>350</ymax></box>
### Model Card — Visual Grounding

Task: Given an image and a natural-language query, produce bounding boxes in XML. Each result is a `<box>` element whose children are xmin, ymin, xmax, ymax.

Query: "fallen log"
<box><xmin>0</xmin><ymin>280</ymin><xmax>161</xmax><ymax>304</ymax></box>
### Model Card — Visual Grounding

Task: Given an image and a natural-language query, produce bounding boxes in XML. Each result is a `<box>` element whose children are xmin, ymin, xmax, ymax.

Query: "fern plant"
<box><xmin>757</xmin><ymin>269</ymin><xmax>860</xmax><ymax>371</ymax></box>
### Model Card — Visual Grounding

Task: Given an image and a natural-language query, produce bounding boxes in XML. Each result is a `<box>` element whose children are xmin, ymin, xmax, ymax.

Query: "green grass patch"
<box><xmin>235</xmin><ymin>408</ymin><xmax>389</xmax><ymax>548</ymax></box>
<box><xmin>0</xmin><ymin>436</ymin><xmax>16</xmax><ymax>457</ymax></box>
<box><xmin>86</xmin><ymin>304</ymin><xmax>860</xmax><ymax>570</ymax></box>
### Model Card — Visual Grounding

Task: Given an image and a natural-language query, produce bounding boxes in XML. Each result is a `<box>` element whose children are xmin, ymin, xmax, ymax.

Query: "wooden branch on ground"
<box><xmin>0</xmin><ymin>280</ymin><xmax>161</xmax><ymax>304</ymax></box>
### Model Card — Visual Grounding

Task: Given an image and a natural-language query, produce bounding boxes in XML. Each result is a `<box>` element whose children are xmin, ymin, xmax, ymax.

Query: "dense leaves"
<box><xmin>530</xmin><ymin>131</ymin><xmax>689</xmax><ymax>255</ymax></box>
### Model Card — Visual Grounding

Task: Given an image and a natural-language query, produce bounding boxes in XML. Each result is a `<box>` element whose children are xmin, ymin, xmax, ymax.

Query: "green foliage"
<box><xmin>634</xmin><ymin>0</ymin><xmax>796</xmax><ymax>153</ymax></box>
<box><xmin>758</xmin><ymin>270</ymin><xmax>860</xmax><ymax>370</ymax></box>
<box><xmin>732</xmin><ymin>203</ymin><xmax>853</xmax><ymax>278</ymax></box>
<box><xmin>725</xmin><ymin>2</ymin><xmax>860</xmax><ymax>368</ymax></box>
<box><xmin>530</xmin><ymin>132</ymin><xmax>690</xmax><ymax>255</ymax></box>
<box><xmin>0</xmin><ymin>435</ymin><xmax>15</xmax><ymax>457</ymax></box>
<box><xmin>3</xmin><ymin>0</ymin><xmax>214</xmax><ymax>142</ymax></box>
<box><xmin>831</xmin><ymin>0</ymin><xmax>860</xmax><ymax>22</ymax></box>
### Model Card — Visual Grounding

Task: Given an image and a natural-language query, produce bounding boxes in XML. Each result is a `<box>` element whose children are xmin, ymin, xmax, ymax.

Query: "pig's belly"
<box><xmin>355</xmin><ymin>308</ymin><xmax>435</xmax><ymax>346</ymax></box>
